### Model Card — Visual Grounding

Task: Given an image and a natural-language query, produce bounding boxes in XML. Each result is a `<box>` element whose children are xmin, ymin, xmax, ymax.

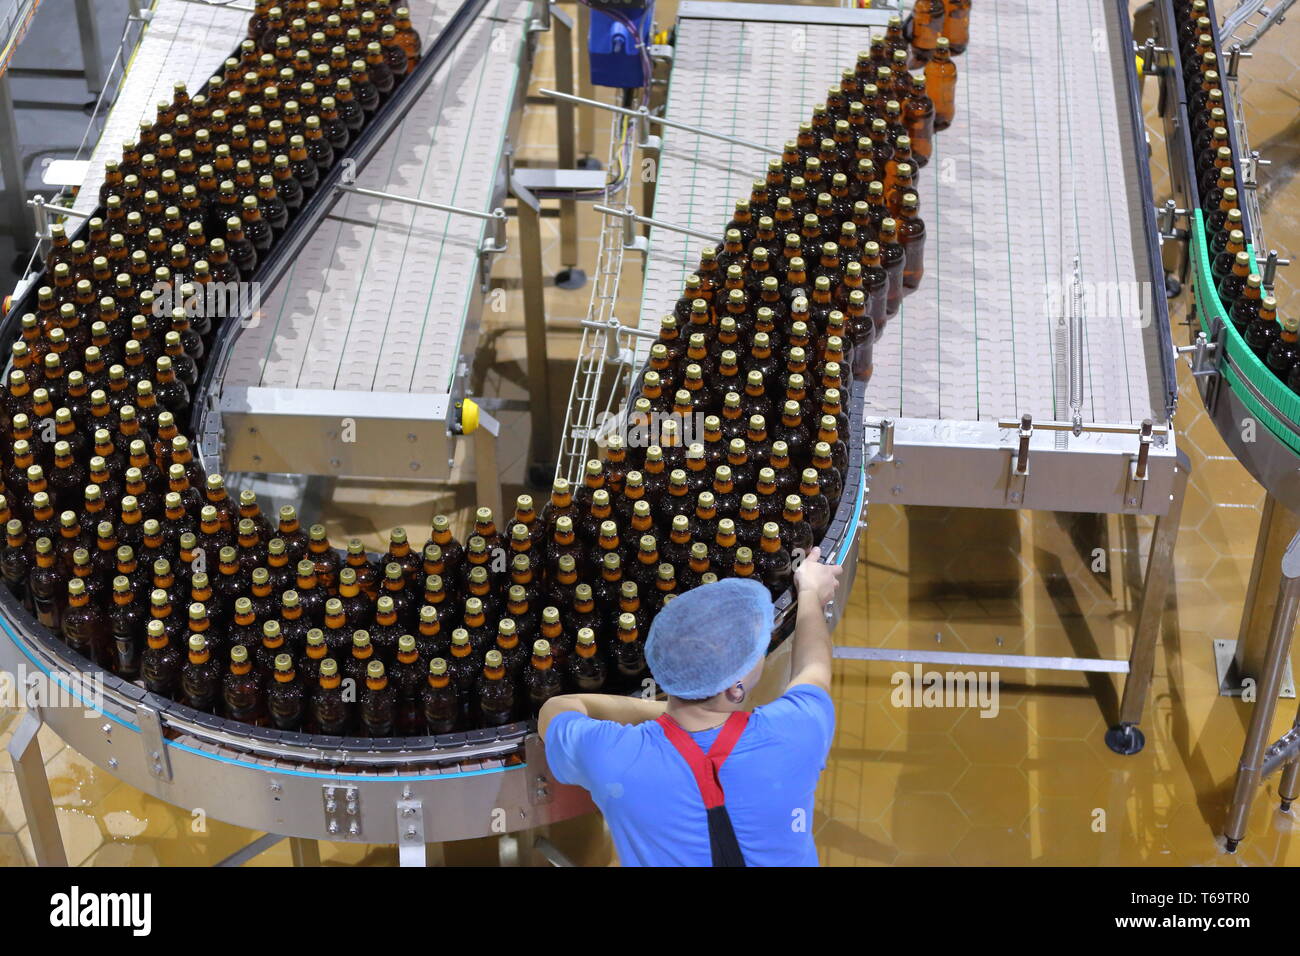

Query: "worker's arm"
<box><xmin>538</xmin><ymin>693</ymin><xmax>667</xmax><ymax>741</ymax></box>
<box><xmin>787</xmin><ymin>546</ymin><xmax>842</xmax><ymax>694</ymax></box>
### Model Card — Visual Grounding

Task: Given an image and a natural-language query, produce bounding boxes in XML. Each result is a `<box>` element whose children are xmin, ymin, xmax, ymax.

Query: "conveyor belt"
<box><xmin>224</xmin><ymin>0</ymin><xmax>525</xmax><ymax>397</ymax></box>
<box><xmin>0</xmin><ymin>0</ymin><xmax>41</xmax><ymax>77</ymax></box>
<box><xmin>640</xmin><ymin>0</ymin><xmax>1180</xmax><ymax>516</ymax></box>
<box><xmin>638</xmin><ymin>10</ymin><xmax>872</xmax><ymax>355</ymax></box>
<box><xmin>866</xmin><ymin>0</ymin><xmax>1166</xmax><ymax>427</ymax></box>
<box><xmin>71</xmin><ymin>0</ymin><xmax>249</xmax><ymax>215</ymax></box>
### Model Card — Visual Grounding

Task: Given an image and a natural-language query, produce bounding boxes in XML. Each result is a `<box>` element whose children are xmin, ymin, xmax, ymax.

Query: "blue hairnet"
<box><xmin>646</xmin><ymin>578</ymin><xmax>773</xmax><ymax>699</ymax></box>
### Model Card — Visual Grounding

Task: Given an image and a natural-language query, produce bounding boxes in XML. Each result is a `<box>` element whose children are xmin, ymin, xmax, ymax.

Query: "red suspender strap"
<box><xmin>655</xmin><ymin>711</ymin><xmax>751</xmax><ymax>809</ymax></box>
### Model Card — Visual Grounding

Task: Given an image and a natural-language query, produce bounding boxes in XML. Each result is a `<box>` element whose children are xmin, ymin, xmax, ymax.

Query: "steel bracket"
<box><xmin>864</xmin><ymin>416</ymin><xmax>895</xmax><ymax>465</ymax></box>
<box><xmin>323</xmin><ymin>784</ymin><xmax>362</xmax><ymax>839</ymax></box>
<box><xmin>1156</xmin><ymin>199</ymin><xmax>1189</xmax><ymax>242</ymax></box>
<box><xmin>138</xmin><ymin>699</ymin><xmax>173</xmax><ymax>782</ymax></box>
<box><xmin>478</xmin><ymin>208</ymin><xmax>509</xmax><ymax>293</ymax></box>
<box><xmin>524</xmin><ymin>733</ymin><xmax>554</xmax><ymax>808</ymax></box>
<box><xmin>396</xmin><ymin>795</ymin><xmax>426</xmax><ymax>866</ymax></box>
<box><xmin>1123</xmin><ymin>420</ymin><xmax>1155</xmax><ymax>510</ymax></box>
<box><xmin>1006</xmin><ymin>414</ymin><xmax>1032</xmax><ymax>506</ymax></box>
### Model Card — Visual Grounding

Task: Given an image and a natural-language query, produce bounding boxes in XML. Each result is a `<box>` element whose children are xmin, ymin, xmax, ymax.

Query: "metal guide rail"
<box><xmin>1155</xmin><ymin>0</ymin><xmax>1300</xmax><ymax>508</ymax></box>
<box><xmin>0</xmin><ymin>587</ymin><xmax>594</xmax><ymax>848</ymax></box>
<box><xmin>637</xmin><ymin>0</ymin><xmax>1179</xmax><ymax>517</ymax></box>
<box><xmin>196</xmin><ymin>0</ymin><xmax>525</xmax><ymax>484</ymax></box>
<box><xmin>0</xmin><ymin>0</ymin><xmax>41</xmax><ymax>77</ymax></box>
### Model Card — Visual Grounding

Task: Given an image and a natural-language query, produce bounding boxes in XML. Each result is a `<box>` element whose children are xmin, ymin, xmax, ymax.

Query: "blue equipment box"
<box><xmin>587</xmin><ymin>1</ymin><xmax>655</xmax><ymax>88</ymax></box>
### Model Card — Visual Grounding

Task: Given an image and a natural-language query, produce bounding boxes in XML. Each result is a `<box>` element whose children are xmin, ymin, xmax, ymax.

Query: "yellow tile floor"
<box><xmin>1</xmin><ymin>1</ymin><xmax>1298</xmax><ymax>866</ymax></box>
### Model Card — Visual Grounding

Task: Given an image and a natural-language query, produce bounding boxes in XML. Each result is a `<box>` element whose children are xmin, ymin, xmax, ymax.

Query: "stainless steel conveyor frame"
<box><xmin>568</xmin><ymin>0</ymin><xmax>1186</xmax><ymax>755</ymax></box>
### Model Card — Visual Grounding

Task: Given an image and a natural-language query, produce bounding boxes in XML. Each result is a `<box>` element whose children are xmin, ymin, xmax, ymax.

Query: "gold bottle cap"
<box><xmin>533</xmin><ymin>639</ymin><xmax>551</xmax><ymax>657</ymax></box>
<box><xmin>429</xmin><ymin>658</ymin><xmax>448</xmax><ymax>676</ymax></box>
<box><xmin>366</xmin><ymin>660</ymin><xmax>384</xmax><ymax>679</ymax></box>
<box><xmin>484</xmin><ymin>650</ymin><xmax>503</xmax><ymax>668</ymax></box>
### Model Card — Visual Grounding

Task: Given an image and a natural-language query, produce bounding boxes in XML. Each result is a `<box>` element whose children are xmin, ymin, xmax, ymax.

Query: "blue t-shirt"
<box><xmin>545</xmin><ymin>684</ymin><xmax>835</xmax><ymax>867</ymax></box>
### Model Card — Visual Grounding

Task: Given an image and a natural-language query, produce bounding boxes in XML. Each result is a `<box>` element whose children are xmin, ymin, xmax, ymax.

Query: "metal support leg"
<box><xmin>1106</xmin><ymin>451</ymin><xmax>1190</xmax><ymax>755</ymax></box>
<box><xmin>73</xmin><ymin>0</ymin><xmax>105</xmax><ymax>95</ymax></box>
<box><xmin>534</xmin><ymin>833</ymin><xmax>577</xmax><ymax>866</ymax></box>
<box><xmin>6</xmin><ymin>709</ymin><xmax>68</xmax><ymax>866</ymax></box>
<box><xmin>497</xmin><ymin>832</ymin><xmax>521</xmax><ymax>866</ymax></box>
<box><xmin>1222</xmin><ymin>528</ymin><xmax>1300</xmax><ymax>850</ymax></box>
<box><xmin>510</xmin><ymin>179</ymin><xmax>555</xmax><ymax>483</ymax></box>
<box><xmin>1278</xmin><ymin>719</ymin><xmax>1300</xmax><ymax>811</ymax></box>
<box><xmin>0</xmin><ymin>74</ymin><xmax>29</xmax><ymax>246</ymax></box>
<box><xmin>1218</xmin><ymin>492</ymin><xmax>1299</xmax><ymax>697</ymax></box>
<box><xmin>288</xmin><ymin>837</ymin><xmax>320</xmax><ymax>866</ymax></box>
<box><xmin>472</xmin><ymin>408</ymin><xmax>505</xmax><ymax>522</ymax></box>
<box><xmin>576</xmin><ymin>0</ymin><xmax>597</xmax><ymax>165</ymax></box>
<box><xmin>550</xmin><ymin>5</ymin><xmax>580</xmax><ymax>274</ymax></box>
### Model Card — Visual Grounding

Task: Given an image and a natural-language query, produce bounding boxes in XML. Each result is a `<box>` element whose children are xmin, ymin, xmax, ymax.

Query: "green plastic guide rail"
<box><xmin>1191</xmin><ymin>209</ymin><xmax>1300</xmax><ymax>456</ymax></box>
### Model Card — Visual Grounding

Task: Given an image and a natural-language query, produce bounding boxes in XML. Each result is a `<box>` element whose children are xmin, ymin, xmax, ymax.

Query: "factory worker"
<box><xmin>539</xmin><ymin>547</ymin><xmax>841</xmax><ymax>867</ymax></box>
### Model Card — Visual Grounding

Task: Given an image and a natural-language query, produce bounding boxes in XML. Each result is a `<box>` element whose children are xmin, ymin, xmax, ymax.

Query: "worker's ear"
<box><xmin>724</xmin><ymin>682</ymin><xmax>746</xmax><ymax>704</ymax></box>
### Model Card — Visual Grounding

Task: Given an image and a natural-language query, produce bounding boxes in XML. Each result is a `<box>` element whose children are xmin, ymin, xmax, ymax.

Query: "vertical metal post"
<box><xmin>1107</xmin><ymin>452</ymin><xmax>1190</xmax><ymax>754</ymax></box>
<box><xmin>288</xmin><ymin>837</ymin><xmax>320</xmax><ymax>866</ymax></box>
<box><xmin>6</xmin><ymin>709</ymin><xmax>68</xmax><ymax>867</ymax></box>
<box><xmin>73</xmin><ymin>0</ymin><xmax>105</xmax><ymax>95</ymax></box>
<box><xmin>550</xmin><ymin>4</ymin><xmax>579</xmax><ymax>270</ymax></box>
<box><xmin>472</xmin><ymin>408</ymin><xmax>505</xmax><ymax>522</ymax></box>
<box><xmin>1278</xmin><ymin>716</ymin><xmax>1300</xmax><ymax>810</ymax></box>
<box><xmin>1223</xmin><ymin>528</ymin><xmax>1300</xmax><ymax>850</ymax></box>
<box><xmin>511</xmin><ymin>179</ymin><xmax>555</xmax><ymax>476</ymax></box>
<box><xmin>30</xmin><ymin>194</ymin><xmax>50</xmax><ymax>264</ymax></box>
<box><xmin>640</xmin><ymin>114</ymin><xmax>656</xmax><ymax>231</ymax></box>
<box><xmin>576</xmin><ymin>0</ymin><xmax>596</xmax><ymax>163</ymax></box>
<box><xmin>397</xmin><ymin>836</ymin><xmax>426</xmax><ymax>866</ymax></box>
<box><xmin>0</xmin><ymin>73</ymin><xmax>28</xmax><ymax>245</ymax></box>
<box><xmin>1232</xmin><ymin>493</ymin><xmax>1300</xmax><ymax>690</ymax></box>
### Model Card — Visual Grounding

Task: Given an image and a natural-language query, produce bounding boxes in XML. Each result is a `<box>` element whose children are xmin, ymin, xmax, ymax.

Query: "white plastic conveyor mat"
<box><xmin>72</xmin><ymin>0</ymin><xmax>249</xmax><ymax>216</ymax></box>
<box><xmin>639</xmin><ymin>0</ymin><xmax>1166</xmax><ymax>429</ymax></box>
<box><xmin>224</xmin><ymin>0</ymin><xmax>527</xmax><ymax>397</ymax></box>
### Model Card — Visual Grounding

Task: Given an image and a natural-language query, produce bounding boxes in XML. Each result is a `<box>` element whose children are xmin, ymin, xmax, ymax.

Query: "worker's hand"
<box><xmin>794</xmin><ymin>546</ymin><xmax>841</xmax><ymax>607</ymax></box>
